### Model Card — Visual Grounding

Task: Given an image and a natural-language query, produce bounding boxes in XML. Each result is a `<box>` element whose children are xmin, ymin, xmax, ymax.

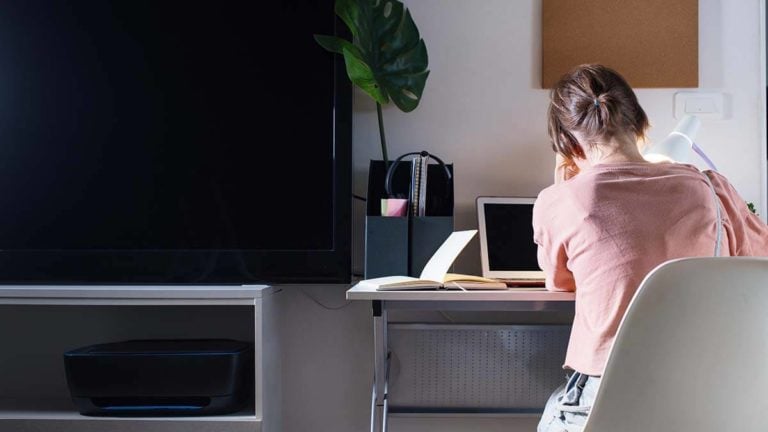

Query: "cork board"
<box><xmin>542</xmin><ymin>0</ymin><xmax>698</xmax><ymax>88</ymax></box>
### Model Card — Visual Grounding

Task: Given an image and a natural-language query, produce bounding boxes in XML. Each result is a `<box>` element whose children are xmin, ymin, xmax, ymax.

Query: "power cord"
<box><xmin>298</xmin><ymin>287</ymin><xmax>353</xmax><ymax>310</ymax></box>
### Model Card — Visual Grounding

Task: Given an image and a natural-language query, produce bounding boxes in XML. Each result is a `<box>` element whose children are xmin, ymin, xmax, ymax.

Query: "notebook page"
<box><xmin>419</xmin><ymin>230</ymin><xmax>477</xmax><ymax>282</ymax></box>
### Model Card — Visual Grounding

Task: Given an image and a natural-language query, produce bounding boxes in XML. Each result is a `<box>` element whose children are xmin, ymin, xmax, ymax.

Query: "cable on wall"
<box><xmin>299</xmin><ymin>287</ymin><xmax>352</xmax><ymax>310</ymax></box>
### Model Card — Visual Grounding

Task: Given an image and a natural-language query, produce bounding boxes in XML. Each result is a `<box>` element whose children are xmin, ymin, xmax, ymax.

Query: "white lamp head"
<box><xmin>643</xmin><ymin>114</ymin><xmax>701</xmax><ymax>165</ymax></box>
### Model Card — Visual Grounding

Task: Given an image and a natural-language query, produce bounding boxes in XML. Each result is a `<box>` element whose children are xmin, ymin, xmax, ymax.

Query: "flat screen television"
<box><xmin>0</xmin><ymin>1</ymin><xmax>352</xmax><ymax>284</ymax></box>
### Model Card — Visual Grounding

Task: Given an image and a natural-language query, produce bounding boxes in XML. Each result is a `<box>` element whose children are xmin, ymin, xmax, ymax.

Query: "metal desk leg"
<box><xmin>370</xmin><ymin>377</ymin><xmax>377</xmax><ymax>431</ymax></box>
<box><xmin>371</xmin><ymin>300</ymin><xmax>388</xmax><ymax>432</ymax></box>
<box><xmin>382</xmin><ymin>352</ymin><xmax>391</xmax><ymax>432</ymax></box>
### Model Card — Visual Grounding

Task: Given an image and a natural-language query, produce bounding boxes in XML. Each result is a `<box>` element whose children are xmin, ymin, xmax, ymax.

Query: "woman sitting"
<box><xmin>534</xmin><ymin>63</ymin><xmax>768</xmax><ymax>432</ymax></box>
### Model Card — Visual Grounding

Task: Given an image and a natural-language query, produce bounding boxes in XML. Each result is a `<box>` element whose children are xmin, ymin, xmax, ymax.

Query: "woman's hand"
<box><xmin>554</xmin><ymin>153</ymin><xmax>579</xmax><ymax>184</ymax></box>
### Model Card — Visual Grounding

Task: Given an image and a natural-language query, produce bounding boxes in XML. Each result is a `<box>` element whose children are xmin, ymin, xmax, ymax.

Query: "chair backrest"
<box><xmin>583</xmin><ymin>257</ymin><xmax>768</xmax><ymax>432</ymax></box>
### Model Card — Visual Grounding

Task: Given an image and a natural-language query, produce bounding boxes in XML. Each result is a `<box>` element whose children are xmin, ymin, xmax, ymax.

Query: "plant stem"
<box><xmin>376</xmin><ymin>102</ymin><xmax>389</xmax><ymax>170</ymax></box>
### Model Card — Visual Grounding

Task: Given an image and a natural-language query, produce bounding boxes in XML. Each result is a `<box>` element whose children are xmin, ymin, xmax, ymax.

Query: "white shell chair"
<box><xmin>582</xmin><ymin>257</ymin><xmax>768</xmax><ymax>432</ymax></box>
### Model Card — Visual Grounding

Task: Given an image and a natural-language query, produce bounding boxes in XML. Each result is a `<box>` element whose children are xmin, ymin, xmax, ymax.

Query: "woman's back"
<box><xmin>533</xmin><ymin>161</ymin><xmax>768</xmax><ymax>375</ymax></box>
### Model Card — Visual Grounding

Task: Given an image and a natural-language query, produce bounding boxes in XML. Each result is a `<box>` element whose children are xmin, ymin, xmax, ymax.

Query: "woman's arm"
<box><xmin>536</xmin><ymin>239</ymin><xmax>577</xmax><ymax>292</ymax></box>
<box><xmin>705</xmin><ymin>170</ymin><xmax>768</xmax><ymax>256</ymax></box>
<box><xmin>532</xmin><ymin>195</ymin><xmax>577</xmax><ymax>292</ymax></box>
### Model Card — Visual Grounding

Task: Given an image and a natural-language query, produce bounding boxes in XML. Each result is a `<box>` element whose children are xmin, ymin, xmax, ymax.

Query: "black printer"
<box><xmin>63</xmin><ymin>339</ymin><xmax>253</xmax><ymax>416</ymax></box>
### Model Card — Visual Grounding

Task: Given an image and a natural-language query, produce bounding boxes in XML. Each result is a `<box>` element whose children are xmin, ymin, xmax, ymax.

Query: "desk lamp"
<box><xmin>643</xmin><ymin>114</ymin><xmax>718</xmax><ymax>171</ymax></box>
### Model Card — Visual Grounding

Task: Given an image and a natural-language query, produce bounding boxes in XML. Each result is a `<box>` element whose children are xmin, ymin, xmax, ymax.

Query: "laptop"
<box><xmin>476</xmin><ymin>196</ymin><xmax>546</xmax><ymax>286</ymax></box>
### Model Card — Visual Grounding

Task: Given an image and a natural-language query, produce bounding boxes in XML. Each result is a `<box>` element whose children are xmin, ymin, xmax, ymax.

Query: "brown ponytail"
<box><xmin>547</xmin><ymin>64</ymin><xmax>649</xmax><ymax>161</ymax></box>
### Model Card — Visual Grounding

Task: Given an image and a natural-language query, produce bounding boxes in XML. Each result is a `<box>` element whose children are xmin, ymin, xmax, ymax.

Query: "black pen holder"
<box><xmin>364</xmin><ymin>160</ymin><xmax>454</xmax><ymax>279</ymax></box>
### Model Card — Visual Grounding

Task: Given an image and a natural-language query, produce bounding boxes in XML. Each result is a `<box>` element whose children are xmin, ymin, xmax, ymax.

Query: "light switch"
<box><xmin>674</xmin><ymin>92</ymin><xmax>726</xmax><ymax>120</ymax></box>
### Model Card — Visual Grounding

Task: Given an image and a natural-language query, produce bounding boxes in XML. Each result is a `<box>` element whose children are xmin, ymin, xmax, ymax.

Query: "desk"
<box><xmin>346</xmin><ymin>285</ymin><xmax>575</xmax><ymax>432</ymax></box>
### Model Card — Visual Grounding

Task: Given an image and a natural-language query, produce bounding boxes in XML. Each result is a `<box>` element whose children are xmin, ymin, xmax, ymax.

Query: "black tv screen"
<box><xmin>0</xmin><ymin>1</ymin><xmax>351</xmax><ymax>283</ymax></box>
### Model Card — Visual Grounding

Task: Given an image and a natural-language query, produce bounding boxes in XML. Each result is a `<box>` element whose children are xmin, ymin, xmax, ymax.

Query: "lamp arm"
<box><xmin>691</xmin><ymin>142</ymin><xmax>718</xmax><ymax>171</ymax></box>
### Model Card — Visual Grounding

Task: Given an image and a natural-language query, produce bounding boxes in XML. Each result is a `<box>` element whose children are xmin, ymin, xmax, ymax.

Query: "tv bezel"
<box><xmin>0</xmin><ymin>13</ymin><xmax>352</xmax><ymax>285</ymax></box>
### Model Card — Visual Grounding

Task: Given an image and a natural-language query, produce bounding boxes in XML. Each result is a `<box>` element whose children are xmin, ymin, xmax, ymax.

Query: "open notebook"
<box><xmin>357</xmin><ymin>230</ymin><xmax>541</xmax><ymax>291</ymax></box>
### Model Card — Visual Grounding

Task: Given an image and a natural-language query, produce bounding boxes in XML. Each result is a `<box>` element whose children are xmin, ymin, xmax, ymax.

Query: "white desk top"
<box><xmin>346</xmin><ymin>283</ymin><xmax>575</xmax><ymax>302</ymax></box>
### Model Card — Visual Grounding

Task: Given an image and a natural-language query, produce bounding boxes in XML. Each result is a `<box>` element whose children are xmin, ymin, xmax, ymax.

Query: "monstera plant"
<box><xmin>314</xmin><ymin>0</ymin><xmax>429</xmax><ymax>168</ymax></box>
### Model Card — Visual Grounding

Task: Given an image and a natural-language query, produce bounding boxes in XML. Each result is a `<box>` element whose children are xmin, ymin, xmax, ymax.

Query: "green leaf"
<box><xmin>314</xmin><ymin>34</ymin><xmax>363</xmax><ymax>59</ymax></box>
<box><xmin>314</xmin><ymin>35</ymin><xmax>346</xmax><ymax>54</ymax></box>
<box><xmin>321</xmin><ymin>0</ymin><xmax>429</xmax><ymax>111</ymax></box>
<box><xmin>335</xmin><ymin>0</ymin><xmax>360</xmax><ymax>41</ymax></box>
<box><xmin>378</xmin><ymin>9</ymin><xmax>420</xmax><ymax>66</ymax></box>
<box><xmin>382</xmin><ymin>70</ymin><xmax>429</xmax><ymax>112</ymax></box>
<box><xmin>368</xmin><ymin>1</ymin><xmax>428</xmax><ymax>110</ymax></box>
<box><xmin>342</xmin><ymin>47</ymin><xmax>389</xmax><ymax>105</ymax></box>
<box><xmin>372</xmin><ymin>0</ymin><xmax>405</xmax><ymax>47</ymax></box>
<box><xmin>747</xmin><ymin>202</ymin><xmax>758</xmax><ymax>215</ymax></box>
<box><xmin>381</xmin><ymin>39</ymin><xmax>427</xmax><ymax>75</ymax></box>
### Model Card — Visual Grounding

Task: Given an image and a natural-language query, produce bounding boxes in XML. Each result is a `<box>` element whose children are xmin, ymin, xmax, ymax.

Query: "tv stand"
<box><xmin>0</xmin><ymin>285</ymin><xmax>280</xmax><ymax>432</ymax></box>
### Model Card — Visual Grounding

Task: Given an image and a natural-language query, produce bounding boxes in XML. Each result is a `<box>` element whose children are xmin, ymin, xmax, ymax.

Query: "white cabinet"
<box><xmin>0</xmin><ymin>285</ymin><xmax>280</xmax><ymax>432</ymax></box>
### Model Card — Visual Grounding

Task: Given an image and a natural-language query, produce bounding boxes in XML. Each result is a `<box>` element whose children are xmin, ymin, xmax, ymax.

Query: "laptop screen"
<box><xmin>477</xmin><ymin>197</ymin><xmax>544</xmax><ymax>279</ymax></box>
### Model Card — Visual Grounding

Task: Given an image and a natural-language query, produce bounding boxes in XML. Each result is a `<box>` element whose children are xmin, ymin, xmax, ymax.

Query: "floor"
<box><xmin>388</xmin><ymin>415</ymin><xmax>540</xmax><ymax>432</ymax></box>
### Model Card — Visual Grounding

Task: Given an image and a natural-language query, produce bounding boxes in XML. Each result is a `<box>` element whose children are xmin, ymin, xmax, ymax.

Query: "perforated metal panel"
<box><xmin>387</xmin><ymin>324</ymin><xmax>570</xmax><ymax>411</ymax></box>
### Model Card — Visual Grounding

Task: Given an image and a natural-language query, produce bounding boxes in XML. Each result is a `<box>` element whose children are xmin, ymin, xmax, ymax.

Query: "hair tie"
<box><xmin>593</xmin><ymin>98</ymin><xmax>600</xmax><ymax>107</ymax></box>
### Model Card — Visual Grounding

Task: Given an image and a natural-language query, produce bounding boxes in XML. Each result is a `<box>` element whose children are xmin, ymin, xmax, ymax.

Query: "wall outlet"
<box><xmin>674</xmin><ymin>91</ymin><xmax>726</xmax><ymax>120</ymax></box>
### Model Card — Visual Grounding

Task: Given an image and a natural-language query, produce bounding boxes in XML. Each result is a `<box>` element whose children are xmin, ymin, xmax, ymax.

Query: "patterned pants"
<box><xmin>537</xmin><ymin>372</ymin><xmax>601</xmax><ymax>432</ymax></box>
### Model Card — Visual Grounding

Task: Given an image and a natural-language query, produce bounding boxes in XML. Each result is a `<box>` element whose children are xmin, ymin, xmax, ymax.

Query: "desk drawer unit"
<box><xmin>387</xmin><ymin>324</ymin><xmax>570</xmax><ymax>413</ymax></box>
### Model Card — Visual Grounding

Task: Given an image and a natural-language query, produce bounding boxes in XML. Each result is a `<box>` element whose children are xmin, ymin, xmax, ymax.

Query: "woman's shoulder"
<box><xmin>536</xmin><ymin>162</ymin><xmax>713</xmax><ymax>196</ymax></box>
<box><xmin>672</xmin><ymin>164</ymin><xmax>740</xmax><ymax>194</ymax></box>
<box><xmin>533</xmin><ymin>178</ymin><xmax>584</xmax><ymax>221</ymax></box>
<box><xmin>535</xmin><ymin>162</ymin><xmax>708</xmax><ymax>210</ymax></box>
<box><xmin>588</xmin><ymin>161</ymin><xmax>702</xmax><ymax>176</ymax></box>
<box><xmin>536</xmin><ymin>166</ymin><xmax>602</xmax><ymax>200</ymax></box>
<box><xmin>700</xmin><ymin>169</ymin><xmax>747</xmax><ymax>202</ymax></box>
<box><xmin>534</xmin><ymin>181</ymin><xmax>569</xmax><ymax>208</ymax></box>
<box><xmin>579</xmin><ymin>162</ymin><xmax>710</xmax><ymax>185</ymax></box>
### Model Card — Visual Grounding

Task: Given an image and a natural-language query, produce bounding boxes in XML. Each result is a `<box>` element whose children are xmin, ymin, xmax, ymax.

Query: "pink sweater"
<box><xmin>533</xmin><ymin>162</ymin><xmax>768</xmax><ymax>376</ymax></box>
